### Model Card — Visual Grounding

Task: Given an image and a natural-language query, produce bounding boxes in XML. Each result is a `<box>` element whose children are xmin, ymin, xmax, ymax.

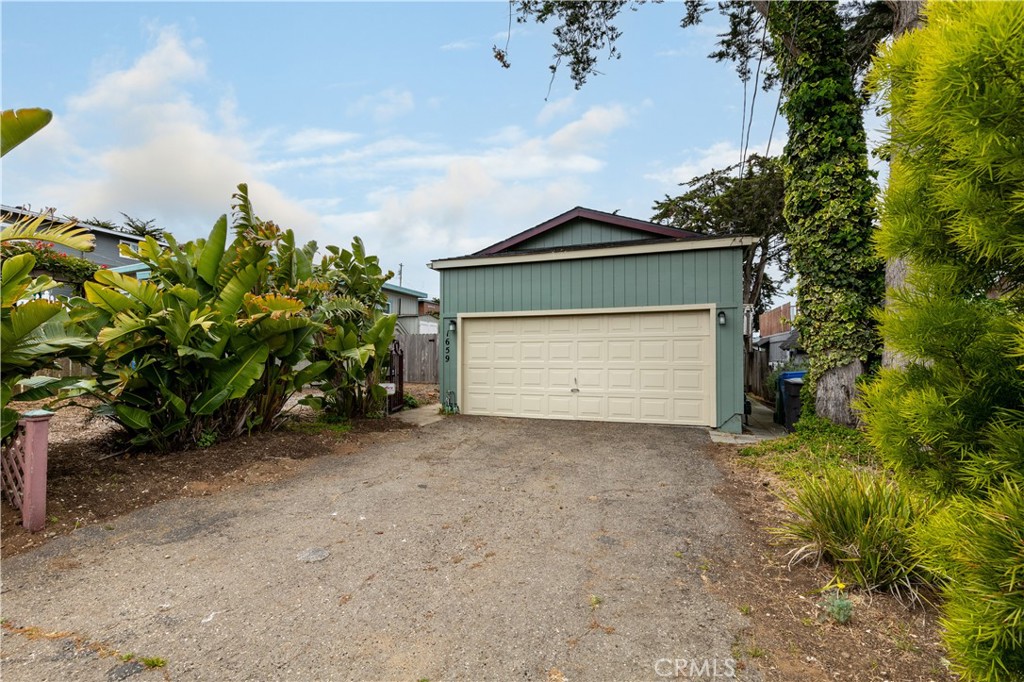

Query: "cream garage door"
<box><xmin>460</xmin><ymin>310</ymin><xmax>715</xmax><ymax>426</ymax></box>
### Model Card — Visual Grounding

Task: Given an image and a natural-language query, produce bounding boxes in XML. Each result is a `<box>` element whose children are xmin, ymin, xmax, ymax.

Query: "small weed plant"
<box><xmin>403</xmin><ymin>393</ymin><xmax>420</xmax><ymax>409</ymax></box>
<box><xmin>819</xmin><ymin>590</ymin><xmax>854</xmax><ymax>624</ymax></box>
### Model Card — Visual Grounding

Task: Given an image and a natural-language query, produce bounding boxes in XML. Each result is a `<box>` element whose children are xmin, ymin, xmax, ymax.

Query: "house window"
<box><xmin>384</xmin><ymin>299</ymin><xmax>393</xmax><ymax>314</ymax></box>
<box><xmin>119</xmin><ymin>240</ymin><xmax>140</xmax><ymax>260</ymax></box>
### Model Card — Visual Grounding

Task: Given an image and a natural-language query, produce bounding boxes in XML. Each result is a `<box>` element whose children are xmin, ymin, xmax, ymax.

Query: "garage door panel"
<box><xmin>607</xmin><ymin>397</ymin><xmax>637</xmax><ymax>420</ymax></box>
<box><xmin>548</xmin><ymin>317</ymin><xmax>574</xmax><ymax>335</ymax></box>
<box><xmin>577</xmin><ymin>340</ymin><xmax>605</xmax><ymax>363</ymax></box>
<box><xmin>639</xmin><ymin>398</ymin><xmax>670</xmax><ymax>421</ymax></box>
<box><xmin>466</xmin><ymin>342</ymin><xmax>492</xmax><ymax>362</ymax></box>
<box><xmin>521</xmin><ymin>368</ymin><xmax>544</xmax><ymax>388</ymax></box>
<box><xmin>577</xmin><ymin>368</ymin><xmax>606</xmax><ymax>390</ymax></box>
<box><xmin>494</xmin><ymin>342</ymin><xmax>519</xmax><ymax>362</ymax></box>
<box><xmin>492</xmin><ymin>319</ymin><xmax>519</xmax><ymax>336</ymax></box>
<box><xmin>465</xmin><ymin>367</ymin><xmax>492</xmax><ymax>387</ymax></box>
<box><xmin>520</xmin><ymin>394</ymin><xmax>545</xmax><ymax>416</ymax></box>
<box><xmin>548</xmin><ymin>395</ymin><xmax>574</xmax><ymax>417</ymax></box>
<box><xmin>673</xmin><ymin>399</ymin><xmax>705</xmax><ymax>421</ymax></box>
<box><xmin>673</xmin><ymin>338</ymin><xmax>706</xmax><ymax>363</ymax></box>
<box><xmin>639</xmin><ymin>313</ymin><xmax>672</xmax><ymax>333</ymax></box>
<box><xmin>608</xmin><ymin>369</ymin><xmax>636</xmax><ymax>390</ymax></box>
<box><xmin>639</xmin><ymin>340</ymin><xmax>669</xmax><ymax>362</ymax></box>
<box><xmin>639</xmin><ymin>369</ymin><xmax>668</xmax><ymax>391</ymax></box>
<box><xmin>521</xmin><ymin>341</ymin><xmax>545</xmax><ymax>361</ymax></box>
<box><xmin>548</xmin><ymin>341</ymin><xmax>573</xmax><ymax>361</ymax></box>
<box><xmin>548</xmin><ymin>368</ymin><xmax>574</xmax><ymax>389</ymax></box>
<box><xmin>673</xmin><ymin>369</ymin><xmax>703</xmax><ymax>392</ymax></box>
<box><xmin>492</xmin><ymin>393</ymin><xmax>517</xmax><ymax>415</ymax></box>
<box><xmin>493</xmin><ymin>368</ymin><xmax>518</xmax><ymax>388</ymax></box>
<box><xmin>577</xmin><ymin>316</ymin><xmax>606</xmax><ymax>335</ymax></box>
<box><xmin>461</xmin><ymin>311</ymin><xmax>714</xmax><ymax>426</ymax></box>
<box><xmin>607</xmin><ymin>315</ymin><xmax>637</xmax><ymax>335</ymax></box>
<box><xmin>608</xmin><ymin>340</ymin><xmax>636</xmax><ymax>362</ymax></box>
<box><xmin>577</xmin><ymin>396</ymin><xmax>605</xmax><ymax>419</ymax></box>
<box><xmin>520</xmin><ymin>318</ymin><xmax>546</xmax><ymax>336</ymax></box>
<box><xmin>674</xmin><ymin>312</ymin><xmax>708</xmax><ymax>334</ymax></box>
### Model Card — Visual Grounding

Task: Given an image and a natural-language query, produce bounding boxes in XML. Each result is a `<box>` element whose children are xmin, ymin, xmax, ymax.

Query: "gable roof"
<box><xmin>382</xmin><ymin>282</ymin><xmax>428</xmax><ymax>299</ymax></box>
<box><xmin>1</xmin><ymin>204</ymin><xmax>149</xmax><ymax>242</ymax></box>
<box><xmin>474</xmin><ymin>206</ymin><xmax>701</xmax><ymax>256</ymax></box>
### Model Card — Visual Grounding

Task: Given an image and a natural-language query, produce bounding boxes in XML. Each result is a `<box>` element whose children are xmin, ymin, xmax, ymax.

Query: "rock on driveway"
<box><xmin>1</xmin><ymin>417</ymin><xmax>757</xmax><ymax>681</ymax></box>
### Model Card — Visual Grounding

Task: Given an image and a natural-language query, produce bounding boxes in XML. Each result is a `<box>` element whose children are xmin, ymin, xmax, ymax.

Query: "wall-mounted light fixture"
<box><xmin>717</xmin><ymin>310</ymin><xmax>727</xmax><ymax>326</ymax></box>
<box><xmin>448</xmin><ymin>318</ymin><xmax>457</xmax><ymax>333</ymax></box>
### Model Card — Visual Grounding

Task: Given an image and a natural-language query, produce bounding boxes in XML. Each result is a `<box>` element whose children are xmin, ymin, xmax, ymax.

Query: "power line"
<box><xmin>741</xmin><ymin>15</ymin><xmax>770</xmax><ymax>173</ymax></box>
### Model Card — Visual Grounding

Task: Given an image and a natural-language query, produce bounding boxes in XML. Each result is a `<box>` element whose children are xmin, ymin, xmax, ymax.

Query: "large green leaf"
<box><xmin>2</xmin><ymin>299</ymin><xmax>63</xmax><ymax>347</ymax></box>
<box><xmin>1</xmin><ymin>405</ymin><xmax>19</xmax><ymax>440</ymax></box>
<box><xmin>215</xmin><ymin>258</ymin><xmax>267</xmax><ymax>320</ymax></box>
<box><xmin>114</xmin><ymin>404</ymin><xmax>151</xmax><ymax>431</ymax></box>
<box><xmin>14</xmin><ymin>375</ymin><xmax>81</xmax><ymax>402</ymax></box>
<box><xmin>93</xmin><ymin>269</ymin><xmax>161</xmax><ymax>309</ymax></box>
<box><xmin>1</xmin><ymin>252</ymin><xmax>35</xmax><ymax>307</ymax></box>
<box><xmin>197</xmin><ymin>215</ymin><xmax>228</xmax><ymax>286</ymax></box>
<box><xmin>1</xmin><ymin>108</ymin><xmax>52</xmax><ymax>157</ymax></box>
<box><xmin>191</xmin><ymin>344</ymin><xmax>269</xmax><ymax>415</ymax></box>
<box><xmin>293</xmin><ymin>360</ymin><xmax>331</xmax><ymax>389</ymax></box>
<box><xmin>84</xmin><ymin>281</ymin><xmax>138</xmax><ymax>315</ymax></box>
<box><xmin>0</xmin><ymin>211</ymin><xmax>95</xmax><ymax>251</ymax></box>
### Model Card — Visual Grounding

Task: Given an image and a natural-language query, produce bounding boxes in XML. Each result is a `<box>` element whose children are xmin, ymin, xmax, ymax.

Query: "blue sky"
<box><xmin>2</xmin><ymin>1</ymin><xmax>796</xmax><ymax>298</ymax></box>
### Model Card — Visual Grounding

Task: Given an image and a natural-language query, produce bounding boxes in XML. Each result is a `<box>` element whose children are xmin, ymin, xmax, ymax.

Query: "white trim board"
<box><xmin>430</xmin><ymin>235</ymin><xmax>757</xmax><ymax>270</ymax></box>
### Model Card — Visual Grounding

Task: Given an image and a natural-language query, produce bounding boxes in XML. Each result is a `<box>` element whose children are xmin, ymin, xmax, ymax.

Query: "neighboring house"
<box><xmin>417</xmin><ymin>299</ymin><xmax>440</xmax><ymax>334</ymax></box>
<box><xmin>753</xmin><ymin>302</ymin><xmax>805</xmax><ymax>366</ymax></box>
<box><xmin>1</xmin><ymin>205</ymin><xmax>150</xmax><ymax>269</ymax></box>
<box><xmin>430</xmin><ymin>206</ymin><xmax>754</xmax><ymax>433</ymax></box>
<box><xmin>382</xmin><ymin>282</ymin><xmax>432</xmax><ymax>335</ymax></box>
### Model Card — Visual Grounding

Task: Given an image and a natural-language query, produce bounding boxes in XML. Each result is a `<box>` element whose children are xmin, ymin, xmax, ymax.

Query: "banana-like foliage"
<box><xmin>1</xmin><ymin>214</ymin><xmax>96</xmax><ymax>440</ymax></box>
<box><xmin>1</xmin><ymin>108</ymin><xmax>53</xmax><ymax>157</ymax></box>
<box><xmin>72</xmin><ymin>185</ymin><xmax>329</xmax><ymax>450</ymax></box>
<box><xmin>305</xmin><ymin>238</ymin><xmax>398</xmax><ymax>419</ymax></box>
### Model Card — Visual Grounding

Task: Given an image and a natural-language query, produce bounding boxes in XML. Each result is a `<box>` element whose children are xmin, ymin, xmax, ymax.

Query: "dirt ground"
<box><xmin>0</xmin><ymin>383</ymin><xmax>439</xmax><ymax>557</ymax></box>
<box><xmin>0</xmin><ymin>392</ymin><xmax>954</xmax><ymax>681</ymax></box>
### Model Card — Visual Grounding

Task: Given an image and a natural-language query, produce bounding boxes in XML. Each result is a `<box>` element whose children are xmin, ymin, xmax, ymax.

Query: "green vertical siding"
<box><xmin>516</xmin><ymin>219</ymin><xmax>649</xmax><ymax>250</ymax></box>
<box><xmin>438</xmin><ymin>247</ymin><xmax>746</xmax><ymax>432</ymax></box>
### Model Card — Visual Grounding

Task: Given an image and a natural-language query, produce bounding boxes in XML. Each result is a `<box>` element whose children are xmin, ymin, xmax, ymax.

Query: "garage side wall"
<box><xmin>438</xmin><ymin>247</ymin><xmax>745</xmax><ymax>432</ymax></box>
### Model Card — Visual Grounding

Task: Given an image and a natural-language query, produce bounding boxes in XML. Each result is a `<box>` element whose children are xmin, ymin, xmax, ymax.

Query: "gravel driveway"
<box><xmin>1</xmin><ymin>416</ymin><xmax>755</xmax><ymax>681</ymax></box>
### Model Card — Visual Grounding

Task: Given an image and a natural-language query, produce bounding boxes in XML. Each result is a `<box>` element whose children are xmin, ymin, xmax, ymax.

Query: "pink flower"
<box><xmin>100</xmin><ymin>264</ymin><xmax>108</xmax><ymax>269</ymax></box>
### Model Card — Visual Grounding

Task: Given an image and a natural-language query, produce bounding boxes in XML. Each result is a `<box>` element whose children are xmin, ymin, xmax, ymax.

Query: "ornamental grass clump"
<box><xmin>774</xmin><ymin>467</ymin><xmax>932</xmax><ymax>599</ymax></box>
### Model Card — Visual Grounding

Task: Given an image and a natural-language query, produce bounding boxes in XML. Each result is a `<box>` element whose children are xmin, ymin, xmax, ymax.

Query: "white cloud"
<box><xmin>536</xmin><ymin>96</ymin><xmax>574</xmax><ymax>126</ymax></box>
<box><xmin>440</xmin><ymin>39</ymin><xmax>477</xmax><ymax>51</ymax></box>
<box><xmin>547</xmin><ymin>104</ymin><xmax>629</xmax><ymax>152</ymax></box>
<box><xmin>644</xmin><ymin>137</ymin><xmax>787</xmax><ymax>186</ymax></box>
<box><xmin>311</xmin><ymin>103</ymin><xmax>630</xmax><ymax>294</ymax></box>
<box><xmin>283</xmin><ymin>128</ymin><xmax>360</xmax><ymax>153</ymax></box>
<box><xmin>69</xmin><ymin>27</ymin><xmax>205</xmax><ymax>113</ymax></box>
<box><xmin>347</xmin><ymin>88</ymin><xmax>415</xmax><ymax>124</ymax></box>
<box><xmin>16</xmin><ymin>26</ymin><xmax>319</xmax><ymax>240</ymax></box>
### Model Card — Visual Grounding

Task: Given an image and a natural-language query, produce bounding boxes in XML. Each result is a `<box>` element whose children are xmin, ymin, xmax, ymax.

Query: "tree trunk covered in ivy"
<box><xmin>767</xmin><ymin>1</ymin><xmax>884</xmax><ymax>426</ymax></box>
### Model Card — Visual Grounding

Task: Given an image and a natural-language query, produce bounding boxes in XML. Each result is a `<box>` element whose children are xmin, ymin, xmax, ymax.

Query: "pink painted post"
<box><xmin>19</xmin><ymin>410</ymin><xmax>53</xmax><ymax>533</ymax></box>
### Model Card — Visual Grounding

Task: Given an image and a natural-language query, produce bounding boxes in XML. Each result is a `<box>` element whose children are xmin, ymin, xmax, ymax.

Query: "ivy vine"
<box><xmin>767</xmin><ymin>1</ymin><xmax>884</xmax><ymax>400</ymax></box>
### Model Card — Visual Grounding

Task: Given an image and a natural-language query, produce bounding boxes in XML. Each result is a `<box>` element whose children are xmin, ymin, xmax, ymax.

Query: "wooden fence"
<box><xmin>395</xmin><ymin>334</ymin><xmax>439</xmax><ymax>384</ymax></box>
<box><xmin>745</xmin><ymin>349</ymin><xmax>773</xmax><ymax>403</ymax></box>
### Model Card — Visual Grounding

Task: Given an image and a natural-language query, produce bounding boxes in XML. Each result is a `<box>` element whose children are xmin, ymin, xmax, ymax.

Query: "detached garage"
<box><xmin>429</xmin><ymin>207</ymin><xmax>753</xmax><ymax>433</ymax></box>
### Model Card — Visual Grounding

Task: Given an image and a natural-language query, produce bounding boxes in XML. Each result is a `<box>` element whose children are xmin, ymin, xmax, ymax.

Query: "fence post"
<box><xmin>20</xmin><ymin>410</ymin><xmax>53</xmax><ymax>532</ymax></box>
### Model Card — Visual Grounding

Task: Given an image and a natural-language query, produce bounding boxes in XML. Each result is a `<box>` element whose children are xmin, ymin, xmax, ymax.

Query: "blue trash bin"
<box><xmin>774</xmin><ymin>370</ymin><xmax>807</xmax><ymax>425</ymax></box>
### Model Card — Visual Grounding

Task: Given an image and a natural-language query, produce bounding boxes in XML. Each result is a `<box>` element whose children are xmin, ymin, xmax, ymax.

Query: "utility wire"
<box><xmin>741</xmin><ymin>16</ymin><xmax>770</xmax><ymax>174</ymax></box>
